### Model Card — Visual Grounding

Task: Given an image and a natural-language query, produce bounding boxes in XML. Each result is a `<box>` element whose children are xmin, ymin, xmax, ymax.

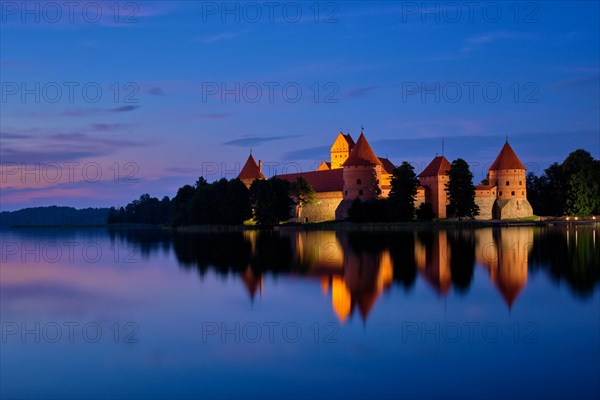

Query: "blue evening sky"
<box><xmin>1</xmin><ymin>1</ymin><xmax>598</xmax><ymax>210</ymax></box>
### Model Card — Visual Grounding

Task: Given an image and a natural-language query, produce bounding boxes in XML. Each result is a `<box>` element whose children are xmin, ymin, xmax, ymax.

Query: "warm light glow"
<box><xmin>331</xmin><ymin>277</ymin><xmax>351</xmax><ymax>323</ymax></box>
<box><xmin>321</xmin><ymin>276</ymin><xmax>330</xmax><ymax>295</ymax></box>
<box><xmin>377</xmin><ymin>250</ymin><xmax>394</xmax><ymax>291</ymax></box>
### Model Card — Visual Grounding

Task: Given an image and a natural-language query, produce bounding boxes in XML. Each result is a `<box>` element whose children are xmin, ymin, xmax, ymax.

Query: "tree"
<box><xmin>107</xmin><ymin>207</ymin><xmax>119</xmax><ymax>224</ymax></box>
<box><xmin>289</xmin><ymin>177</ymin><xmax>316</xmax><ymax>221</ymax></box>
<box><xmin>446</xmin><ymin>158</ymin><xmax>479</xmax><ymax>220</ymax></box>
<box><xmin>171</xmin><ymin>184</ymin><xmax>196</xmax><ymax>226</ymax></box>
<box><xmin>290</xmin><ymin>177</ymin><xmax>316</xmax><ymax>207</ymax></box>
<box><xmin>223</xmin><ymin>179</ymin><xmax>252</xmax><ymax>224</ymax></box>
<box><xmin>526</xmin><ymin>150</ymin><xmax>600</xmax><ymax>217</ymax></box>
<box><xmin>388</xmin><ymin>162</ymin><xmax>419</xmax><ymax>221</ymax></box>
<box><xmin>249</xmin><ymin>178</ymin><xmax>294</xmax><ymax>226</ymax></box>
<box><xmin>543</xmin><ymin>162</ymin><xmax>565</xmax><ymax>216</ymax></box>
<box><xmin>416</xmin><ymin>202</ymin><xmax>435</xmax><ymax>221</ymax></box>
<box><xmin>186</xmin><ymin>178</ymin><xmax>252</xmax><ymax>225</ymax></box>
<box><xmin>347</xmin><ymin>198</ymin><xmax>388</xmax><ymax>222</ymax></box>
<box><xmin>563</xmin><ymin>150</ymin><xmax>600</xmax><ymax>216</ymax></box>
<box><xmin>480</xmin><ymin>172</ymin><xmax>490</xmax><ymax>186</ymax></box>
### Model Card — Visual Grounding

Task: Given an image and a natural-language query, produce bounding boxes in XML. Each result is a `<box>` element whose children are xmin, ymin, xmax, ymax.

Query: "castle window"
<box><xmin>499</xmin><ymin>191</ymin><xmax>502</xmax><ymax>196</ymax></box>
<box><xmin>344</xmin><ymin>190</ymin><xmax>347</xmax><ymax>195</ymax></box>
<box><xmin>359</xmin><ymin>190</ymin><xmax>363</xmax><ymax>195</ymax></box>
<box><xmin>506</xmin><ymin>181</ymin><xmax>509</xmax><ymax>186</ymax></box>
<box><xmin>519</xmin><ymin>181</ymin><xmax>522</xmax><ymax>186</ymax></box>
<box><xmin>511</xmin><ymin>191</ymin><xmax>515</xmax><ymax>196</ymax></box>
<box><xmin>522</xmin><ymin>191</ymin><xmax>524</xmax><ymax>195</ymax></box>
<box><xmin>357</xmin><ymin>179</ymin><xmax>362</xmax><ymax>185</ymax></box>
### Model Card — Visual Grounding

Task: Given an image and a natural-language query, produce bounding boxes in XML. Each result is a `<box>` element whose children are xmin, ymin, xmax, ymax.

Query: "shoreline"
<box><xmin>3</xmin><ymin>218</ymin><xmax>598</xmax><ymax>232</ymax></box>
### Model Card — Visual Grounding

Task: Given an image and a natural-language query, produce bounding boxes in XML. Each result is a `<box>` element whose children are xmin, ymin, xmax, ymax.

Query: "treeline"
<box><xmin>109</xmin><ymin>177</ymin><xmax>315</xmax><ymax>227</ymax></box>
<box><xmin>0</xmin><ymin>206</ymin><xmax>109</xmax><ymax>226</ymax></box>
<box><xmin>527</xmin><ymin>149</ymin><xmax>600</xmax><ymax>216</ymax></box>
<box><xmin>107</xmin><ymin>194</ymin><xmax>171</xmax><ymax>225</ymax></box>
<box><xmin>349</xmin><ymin>159</ymin><xmax>479</xmax><ymax>222</ymax></box>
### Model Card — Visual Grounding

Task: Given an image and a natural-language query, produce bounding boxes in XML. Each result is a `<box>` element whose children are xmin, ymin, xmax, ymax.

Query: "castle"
<box><xmin>238</xmin><ymin>131</ymin><xmax>534</xmax><ymax>221</ymax></box>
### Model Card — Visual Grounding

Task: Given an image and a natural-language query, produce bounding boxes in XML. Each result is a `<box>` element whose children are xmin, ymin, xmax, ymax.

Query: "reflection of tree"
<box><xmin>108</xmin><ymin>227</ymin><xmax>172</xmax><ymax>259</ymax></box>
<box><xmin>447</xmin><ymin>230</ymin><xmax>476</xmax><ymax>294</ymax></box>
<box><xmin>530</xmin><ymin>225</ymin><xmax>600</xmax><ymax>297</ymax></box>
<box><xmin>171</xmin><ymin>232</ymin><xmax>252</xmax><ymax>276</ymax></box>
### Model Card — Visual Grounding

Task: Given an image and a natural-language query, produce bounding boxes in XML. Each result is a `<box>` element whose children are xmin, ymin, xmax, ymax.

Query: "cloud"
<box><xmin>197</xmin><ymin>113</ymin><xmax>229</xmax><ymax>119</ymax></box>
<box><xmin>60</xmin><ymin>105</ymin><xmax>140</xmax><ymax>117</ymax></box>
<box><xmin>550</xmin><ymin>75</ymin><xmax>600</xmax><ymax>90</ymax></box>
<box><xmin>0</xmin><ymin>126</ymin><xmax>148</xmax><ymax>164</ymax></box>
<box><xmin>109</xmin><ymin>105</ymin><xmax>140</xmax><ymax>112</ymax></box>
<box><xmin>346</xmin><ymin>85</ymin><xmax>378</xmax><ymax>99</ymax></box>
<box><xmin>0</xmin><ymin>132</ymin><xmax>33</xmax><ymax>139</ymax></box>
<box><xmin>223</xmin><ymin>135</ymin><xmax>303</xmax><ymax>147</ymax></box>
<box><xmin>164</xmin><ymin>167</ymin><xmax>198</xmax><ymax>174</ymax></box>
<box><xmin>282</xmin><ymin>146</ymin><xmax>329</xmax><ymax>160</ymax></box>
<box><xmin>89</xmin><ymin>123</ymin><xmax>134</xmax><ymax>132</ymax></box>
<box><xmin>201</xmin><ymin>32</ymin><xmax>240</xmax><ymax>43</ymax></box>
<box><xmin>0</xmin><ymin>147</ymin><xmax>104</xmax><ymax>164</ymax></box>
<box><xmin>462</xmin><ymin>31</ymin><xmax>537</xmax><ymax>53</ymax></box>
<box><xmin>147</xmin><ymin>86</ymin><xmax>166</xmax><ymax>96</ymax></box>
<box><xmin>47</xmin><ymin>132</ymin><xmax>143</xmax><ymax>147</ymax></box>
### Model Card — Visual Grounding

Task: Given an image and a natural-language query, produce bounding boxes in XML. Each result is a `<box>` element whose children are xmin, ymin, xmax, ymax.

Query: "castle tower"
<box><xmin>341</xmin><ymin>133</ymin><xmax>383</xmax><ymax>201</ymax></box>
<box><xmin>237</xmin><ymin>153</ymin><xmax>265</xmax><ymax>188</ymax></box>
<box><xmin>329</xmin><ymin>131</ymin><xmax>356</xmax><ymax>169</ymax></box>
<box><xmin>488</xmin><ymin>141</ymin><xmax>533</xmax><ymax>219</ymax></box>
<box><xmin>418</xmin><ymin>156</ymin><xmax>451</xmax><ymax>218</ymax></box>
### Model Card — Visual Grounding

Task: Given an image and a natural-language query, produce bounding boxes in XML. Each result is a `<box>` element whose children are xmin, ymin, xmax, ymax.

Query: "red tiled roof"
<box><xmin>277</xmin><ymin>168</ymin><xmax>343</xmax><ymax>193</ymax></box>
<box><xmin>378</xmin><ymin>157</ymin><xmax>396</xmax><ymax>174</ymax></box>
<box><xmin>418</xmin><ymin>156</ymin><xmax>451</xmax><ymax>177</ymax></box>
<box><xmin>342</xmin><ymin>133</ymin><xmax>383</xmax><ymax>167</ymax></box>
<box><xmin>238</xmin><ymin>154</ymin><xmax>265</xmax><ymax>180</ymax></box>
<box><xmin>475</xmin><ymin>185</ymin><xmax>494</xmax><ymax>190</ymax></box>
<box><xmin>343</xmin><ymin>133</ymin><xmax>355</xmax><ymax>148</ymax></box>
<box><xmin>489</xmin><ymin>142</ymin><xmax>526</xmax><ymax>170</ymax></box>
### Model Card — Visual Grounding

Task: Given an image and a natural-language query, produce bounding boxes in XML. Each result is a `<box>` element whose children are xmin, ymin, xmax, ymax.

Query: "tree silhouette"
<box><xmin>446</xmin><ymin>158</ymin><xmax>479</xmax><ymax>220</ymax></box>
<box><xmin>249</xmin><ymin>177</ymin><xmax>294</xmax><ymax>226</ymax></box>
<box><xmin>388</xmin><ymin>161</ymin><xmax>419</xmax><ymax>221</ymax></box>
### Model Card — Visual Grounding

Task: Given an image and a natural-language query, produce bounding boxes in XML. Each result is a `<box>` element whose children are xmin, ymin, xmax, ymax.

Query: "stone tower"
<box><xmin>330</xmin><ymin>131</ymin><xmax>355</xmax><ymax>169</ymax></box>
<box><xmin>341</xmin><ymin>133</ymin><xmax>383</xmax><ymax>201</ymax></box>
<box><xmin>237</xmin><ymin>153</ymin><xmax>265</xmax><ymax>188</ymax></box>
<box><xmin>488</xmin><ymin>141</ymin><xmax>533</xmax><ymax>219</ymax></box>
<box><xmin>418</xmin><ymin>156</ymin><xmax>451</xmax><ymax>219</ymax></box>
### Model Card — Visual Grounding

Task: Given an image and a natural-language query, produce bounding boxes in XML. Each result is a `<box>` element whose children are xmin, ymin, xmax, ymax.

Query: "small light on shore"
<box><xmin>566</xmin><ymin>217</ymin><xmax>570</xmax><ymax>221</ymax></box>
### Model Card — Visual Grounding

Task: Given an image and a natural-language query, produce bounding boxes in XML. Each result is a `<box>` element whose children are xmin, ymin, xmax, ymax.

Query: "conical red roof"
<box><xmin>238</xmin><ymin>154</ymin><xmax>265</xmax><ymax>180</ymax></box>
<box><xmin>342</xmin><ymin>133</ymin><xmax>383</xmax><ymax>167</ymax></box>
<box><xmin>418</xmin><ymin>156</ymin><xmax>451</xmax><ymax>177</ymax></box>
<box><xmin>489</xmin><ymin>142</ymin><xmax>526</xmax><ymax>170</ymax></box>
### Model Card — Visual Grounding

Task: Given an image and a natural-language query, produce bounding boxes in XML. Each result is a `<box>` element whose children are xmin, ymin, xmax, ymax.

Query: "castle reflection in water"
<box><xmin>110</xmin><ymin>224</ymin><xmax>599</xmax><ymax>323</ymax></box>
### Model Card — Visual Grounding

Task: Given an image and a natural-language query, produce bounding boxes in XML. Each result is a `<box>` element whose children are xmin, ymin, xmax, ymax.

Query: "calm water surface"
<box><xmin>1</xmin><ymin>225</ymin><xmax>599</xmax><ymax>399</ymax></box>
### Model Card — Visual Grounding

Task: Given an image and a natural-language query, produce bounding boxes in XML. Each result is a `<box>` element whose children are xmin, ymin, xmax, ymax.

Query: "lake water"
<box><xmin>1</xmin><ymin>225</ymin><xmax>599</xmax><ymax>399</ymax></box>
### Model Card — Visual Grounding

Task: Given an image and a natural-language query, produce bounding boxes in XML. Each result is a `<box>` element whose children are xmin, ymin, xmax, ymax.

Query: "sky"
<box><xmin>1</xmin><ymin>0</ymin><xmax>599</xmax><ymax>211</ymax></box>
